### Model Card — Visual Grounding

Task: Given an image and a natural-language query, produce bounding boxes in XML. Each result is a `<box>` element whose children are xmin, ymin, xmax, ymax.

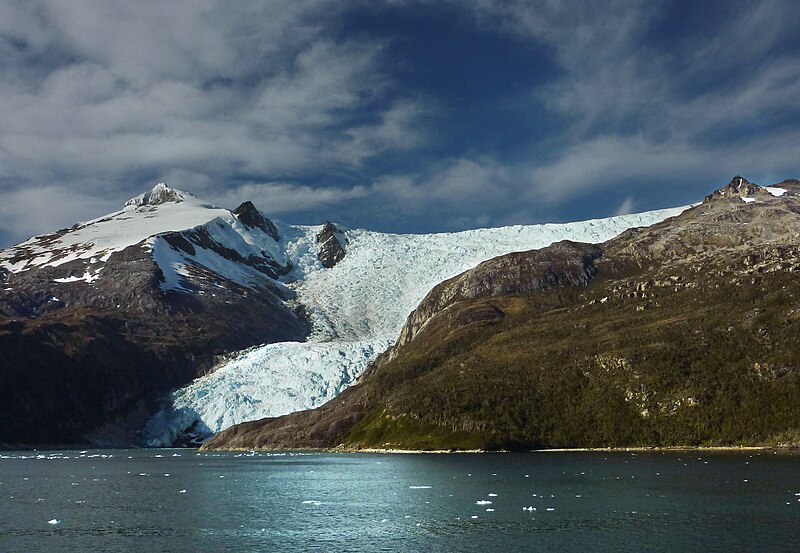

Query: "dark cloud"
<box><xmin>1</xmin><ymin>1</ymin><xmax>799</xmax><ymax>245</ymax></box>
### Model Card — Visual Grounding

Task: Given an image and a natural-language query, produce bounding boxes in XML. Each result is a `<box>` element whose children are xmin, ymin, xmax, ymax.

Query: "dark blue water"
<box><xmin>1</xmin><ymin>449</ymin><xmax>798</xmax><ymax>552</ymax></box>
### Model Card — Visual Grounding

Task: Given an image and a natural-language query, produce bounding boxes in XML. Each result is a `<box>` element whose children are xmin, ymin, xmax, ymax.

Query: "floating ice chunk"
<box><xmin>546</xmin><ymin>508</ymin><xmax>555</xmax><ymax>511</ymax></box>
<box><xmin>488</xmin><ymin>493</ymin><xmax>498</xmax><ymax>497</ymax></box>
<box><xmin>485</xmin><ymin>508</ymin><xmax>494</xmax><ymax>512</ymax></box>
<box><xmin>302</xmin><ymin>500</ymin><xmax>322</xmax><ymax>505</ymax></box>
<box><xmin>409</xmin><ymin>486</ymin><xmax>432</xmax><ymax>489</ymax></box>
<box><xmin>47</xmin><ymin>519</ymin><xmax>60</xmax><ymax>525</ymax></box>
<box><xmin>523</xmin><ymin>506</ymin><xmax>536</xmax><ymax>512</ymax></box>
<box><xmin>179</xmin><ymin>489</ymin><xmax>187</xmax><ymax>494</ymax></box>
<box><xmin>471</xmin><ymin>516</ymin><xmax>478</xmax><ymax>519</ymax></box>
<box><xmin>476</xmin><ymin>500</ymin><xmax>492</xmax><ymax>505</ymax></box>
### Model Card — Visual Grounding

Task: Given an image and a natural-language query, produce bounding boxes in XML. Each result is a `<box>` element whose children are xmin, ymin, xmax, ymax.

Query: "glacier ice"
<box><xmin>142</xmin><ymin>205</ymin><xmax>688</xmax><ymax>446</ymax></box>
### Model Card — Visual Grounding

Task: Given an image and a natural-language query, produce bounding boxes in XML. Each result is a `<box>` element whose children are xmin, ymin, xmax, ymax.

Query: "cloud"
<box><xmin>0</xmin><ymin>1</ymin><xmax>430</xmax><ymax>211</ymax></box>
<box><xmin>461</xmin><ymin>0</ymin><xmax>800</xmax><ymax>203</ymax></box>
<box><xmin>209</xmin><ymin>181</ymin><xmax>371</xmax><ymax>214</ymax></box>
<box><xmin>1</xmin><ymin>1</ymin><xmax>800</xmax><ymax>244</ymax></box>
<box><xmin>0</xmin><ymin>185</ymin><xmax>120</xmax><ymax>244</ymax></box>
<box><xmin>614</xmin><ymin>196</ymin><xmax>635</xmax><ymax>217</ymax></box>
<box><xmin>339</xmin><ymin>99</ymin><xmax>431</xmax><ymax>164</ymax></box>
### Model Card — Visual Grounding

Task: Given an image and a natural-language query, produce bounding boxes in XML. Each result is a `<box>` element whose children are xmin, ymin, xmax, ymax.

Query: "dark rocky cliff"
<box><xmin>316</xmin><ymin>222</ymin><xmax>347</xmax><ymax>269</ymax></box>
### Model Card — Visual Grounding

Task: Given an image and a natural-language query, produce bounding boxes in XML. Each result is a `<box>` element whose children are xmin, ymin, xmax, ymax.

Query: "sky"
<box><xmin>1</xmin><ymin>0</ymin><xmax>799</xmax><ymax>246</ymax></box>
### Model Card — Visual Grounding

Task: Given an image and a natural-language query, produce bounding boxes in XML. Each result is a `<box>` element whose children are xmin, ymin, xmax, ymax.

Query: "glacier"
<box><xmin>141</xmin><ymin>206</ymin><xmax>688</xmax><ymax>446</ymax></box>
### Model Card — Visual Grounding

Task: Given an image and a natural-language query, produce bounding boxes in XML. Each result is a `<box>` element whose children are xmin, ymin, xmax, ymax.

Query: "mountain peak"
<box><xmin>232</xmin><ymin>201</ymin><xmax>280</xmax><ymax>241</ymax></box>
<box><xmin>704</xmin><ymin>175</ymin><xmax>766</xmax><ymax>202</ymax></box>
<box><xmin>125</xmin><ymin>183</ymin><xmax>185</xmax><ymax>208</ymax></box>
<box><xmin>316</xmin><ymin>221</ymin><xmax>347</xmax><ymax>268</ymax></box>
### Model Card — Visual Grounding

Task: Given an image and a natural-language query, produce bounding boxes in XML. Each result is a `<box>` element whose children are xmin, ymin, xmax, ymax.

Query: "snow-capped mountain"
<box><xmin>1</xmin><ymin>183</ymin><xmax>292</xmax><ymax>294</ymax></box>
<box><xmin>0</xmin><ymin>182</ymin><xmax>688</xmax><ymax>446</ymax></box>
<box><xmin>0</xmin><ymin>184</ymin><xmax>308</xmax><ymax>445</ymax></box>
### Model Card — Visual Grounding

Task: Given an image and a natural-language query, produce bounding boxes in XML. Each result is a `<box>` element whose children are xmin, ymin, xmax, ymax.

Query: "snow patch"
<box><xmin>54</xmin><ymin>268</ymin><xmax>103</xmax><ymax>284</ymax></box>
<box><xmin>766</xmin><ymin>187</ymin><xmax>787</xmax><ymax>197</ymax></box>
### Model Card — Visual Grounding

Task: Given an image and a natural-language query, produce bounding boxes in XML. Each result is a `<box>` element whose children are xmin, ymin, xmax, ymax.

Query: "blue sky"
<box><xmin>1</xmin><ymin>0</ymin><xmax>799</xmax><ymax>246</ymax></box>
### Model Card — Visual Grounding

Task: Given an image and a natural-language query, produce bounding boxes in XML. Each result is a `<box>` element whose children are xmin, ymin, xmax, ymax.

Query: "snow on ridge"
<box><xmin>0</xmin><ymin>187</ymin><xmax>231</xmax><ymax>273</ymax></box>
<box><xmin>125</xmin><ymin>183</ymin><xmax>188</xmax><ymax>207</ymax></box>
<box><xmin>149</xmin><ymin>214</ymin><xmax>288</xmax><ymax>293</ymax></box>
<box><xmin>142</xmin><ymin>204</ymin><xmax>690</xmax><ymax>446</ymax></box>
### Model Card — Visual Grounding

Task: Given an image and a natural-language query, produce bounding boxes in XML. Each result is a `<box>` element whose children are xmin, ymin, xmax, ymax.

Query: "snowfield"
<box><xmin>141</xmin><ymin>205</ymin><xmax>688</xmax><ymax>446</ymax></box>
<box><xmin>0</xmin><ymin>185</ymin><xmax>234</xmax><ymax>273</ymax></box>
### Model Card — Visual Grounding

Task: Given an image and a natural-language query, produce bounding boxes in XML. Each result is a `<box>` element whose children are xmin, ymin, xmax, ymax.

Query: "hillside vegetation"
<box><xmin>203</xmin><ymin>177</ymin><xmax>800</xmax><ymax>451</ymax></box>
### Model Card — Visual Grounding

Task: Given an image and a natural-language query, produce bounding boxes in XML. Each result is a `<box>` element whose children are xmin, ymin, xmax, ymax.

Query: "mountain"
<box><xmin>141</xmin><ymin>206</ymin><xmax>685</xmax><ymax>446</ymax></box>
<box><xmin>0</xmin><ymin>183</ymin><xmax>685</xmax><ymax>447</ymax></box>
<box><xmin>0</xmin><ymin>184</ymin><xmax>309</xmax><ymax>445</ymax></box>
<box><xmin>201</xmin><ymin>176</ymin><xmax>800</xmax><ymax>451</ymax></box>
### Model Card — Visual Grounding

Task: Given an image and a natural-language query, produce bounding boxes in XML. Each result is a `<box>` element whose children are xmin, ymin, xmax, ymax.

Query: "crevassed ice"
<box><xmin>142</xmin><ymin>206</ymin><xmax>689</xmax><ymax>446</ymax></box>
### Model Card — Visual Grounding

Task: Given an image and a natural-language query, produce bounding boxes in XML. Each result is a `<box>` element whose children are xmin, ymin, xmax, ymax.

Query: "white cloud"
<box><xmin>0</xmin><ymin>0</ymin><xmax>430</xmax><ymax>219</ymax></box>
<box><xmin>209</xmin><ymin>181</ymin><xmax>371</xmax><ymax>214</ymax></box>
<box><xmin>1</xmin><ymin>1</ymin><xmax>799</xmax><ymax>244</ymax></box>
<box><xmin>614</xmin><ymin>196</ymin><xmax>635</xmax><ymax>217</ymax></box>
<box><xmin>0</xmin><ymin>186</ymin><xmax>120</xmax><ymax>243</ymax></box>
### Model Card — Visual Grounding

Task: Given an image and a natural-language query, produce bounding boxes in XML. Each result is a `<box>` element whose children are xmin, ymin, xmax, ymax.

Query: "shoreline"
<box><xmin>193</xmin><ymin>441</ymin><xmax>800</xmax><ymax>454</ymax></box>
<box><xmin>323</xmin><ymin>444</ymin><xmax>797</xmax><ymax>455</ymax></box>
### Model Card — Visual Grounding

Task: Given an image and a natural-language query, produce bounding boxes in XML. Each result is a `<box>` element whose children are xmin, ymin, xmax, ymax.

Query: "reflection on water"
<box><xmin>1</xmin><ymin>449</ymin><xmax>799</xmax><ymax>552</ymax></box>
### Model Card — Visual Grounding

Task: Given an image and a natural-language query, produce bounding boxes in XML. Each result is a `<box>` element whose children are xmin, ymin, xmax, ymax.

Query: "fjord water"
<box><xmin>1</xmin><ymin>450</ymin><xmax>798</xmax><ymax>552</ymax></box>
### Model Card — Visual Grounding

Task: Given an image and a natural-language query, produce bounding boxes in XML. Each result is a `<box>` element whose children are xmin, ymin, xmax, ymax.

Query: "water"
<box><xmin>1</xmin><ymin>449</ymin><xmax>798</xmax><ymax>552</ymax></box>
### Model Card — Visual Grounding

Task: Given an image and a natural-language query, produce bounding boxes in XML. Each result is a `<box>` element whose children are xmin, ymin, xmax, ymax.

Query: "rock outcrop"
<box><xmin>125</xmin><ymin>182</ymin><xmax>183</xmax><ymax>207</ymax></box>
<box><xmin>233</xmin><ymin>201</ymin><xmax>280</xmax><ymax>241</ymax></box>
<box><xmin>704</xmin><ymin>175</ymin><xmax>768</xmax><ymax>201</ymax></box>
<box><xmin>395</xmin><ymin>241</ymin><xmax>601</xmax><ymax>349</ymax></box>
<box><xmin>316</xmin><ymin>222</ymin><xmax>347</xmax><ymax>269</ymax></box>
